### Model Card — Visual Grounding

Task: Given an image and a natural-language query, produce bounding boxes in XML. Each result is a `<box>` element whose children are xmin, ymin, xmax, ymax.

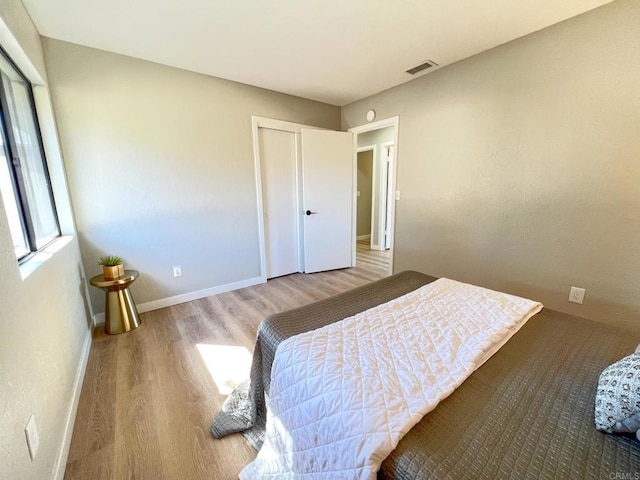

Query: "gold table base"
<box><xmin>104</xmin><ymin>287</ymin><xmax>141</xmax><ymax>334</ymax></box>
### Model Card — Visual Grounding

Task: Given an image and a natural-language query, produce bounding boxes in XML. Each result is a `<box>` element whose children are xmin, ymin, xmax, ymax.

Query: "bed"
<box><xmin>212</xmin><ymin>271</ymin><xmax>640</xmax><ymax>478</ymax></box>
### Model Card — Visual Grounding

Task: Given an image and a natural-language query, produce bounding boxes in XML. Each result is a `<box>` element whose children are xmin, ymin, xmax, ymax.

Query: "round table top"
<box><xmin>89</xmin><ymin>269</ymin><xmax>139</xmax><ymax>288</ymax></box>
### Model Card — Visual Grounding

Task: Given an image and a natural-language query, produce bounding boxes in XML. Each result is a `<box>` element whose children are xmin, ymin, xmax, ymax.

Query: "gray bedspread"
<box><xmin>212</xmin><ymin>271</ymin><xmax>640</xmax><ymax>478</ymax></box>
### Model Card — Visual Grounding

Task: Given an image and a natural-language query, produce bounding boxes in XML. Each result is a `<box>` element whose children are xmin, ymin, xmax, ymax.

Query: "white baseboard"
<box><xmin>356</xmin><ymin>234</ymin><xmax>371</xmax><ymax>241</ymax></box>
<box><xmin>93</xmin><ymin>312</ymin><xmax>105</xmax><ymax>326</ymax></box>
<box><xmin>51</xmin><ymin>329</ymin><xmax>92</xmax><ymax>480</ymax></box>
<box><xmin>92</xmin><ymin>275</ymin><xmax>266</xmax><ymax>325</ymax></box>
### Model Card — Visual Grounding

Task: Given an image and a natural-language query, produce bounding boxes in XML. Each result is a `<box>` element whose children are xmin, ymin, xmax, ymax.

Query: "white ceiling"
<box><xmin>22</xmin><ymin>0</ymin><xmax>612</xmax><ymax>106</ymax></box>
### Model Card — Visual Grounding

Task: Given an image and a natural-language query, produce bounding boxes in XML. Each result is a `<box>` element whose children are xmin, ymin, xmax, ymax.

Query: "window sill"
<box><xmin>20</xmin><ymin>235</ymin><xmax>74</xmax><ymax>280</ymax></box>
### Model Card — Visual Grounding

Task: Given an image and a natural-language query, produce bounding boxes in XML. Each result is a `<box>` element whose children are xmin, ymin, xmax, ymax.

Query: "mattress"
<box><xmin>214</xmin><ymin>271</ymin><xmax>640</xmax><ymax>478</ymax></box>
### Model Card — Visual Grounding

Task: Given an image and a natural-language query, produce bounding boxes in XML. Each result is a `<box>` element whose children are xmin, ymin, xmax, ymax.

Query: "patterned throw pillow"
<box><xmin>595</xmin><ymin>353</ymin><xmax>640</xmax><ymax>438</ymax></box>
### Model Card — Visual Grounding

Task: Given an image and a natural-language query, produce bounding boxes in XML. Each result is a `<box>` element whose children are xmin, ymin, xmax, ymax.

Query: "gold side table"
<box><xmin>90</xmin><ymin>270</ymin><xmax>141</xmax><ymax>335</ymax></box>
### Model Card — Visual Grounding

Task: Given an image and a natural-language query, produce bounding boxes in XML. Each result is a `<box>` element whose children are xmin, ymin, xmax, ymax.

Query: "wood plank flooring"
<box><xmin>65</xmin><ymin>243</ymin><xmax>390</xmax><ymax>479</ymax></box>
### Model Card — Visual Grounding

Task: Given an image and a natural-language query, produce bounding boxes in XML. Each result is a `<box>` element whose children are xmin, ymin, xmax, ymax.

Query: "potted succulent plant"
<box><xmin>99</xmin><ymin>255</ymin><xmax>125</xmax><ymax>280</ymax></box>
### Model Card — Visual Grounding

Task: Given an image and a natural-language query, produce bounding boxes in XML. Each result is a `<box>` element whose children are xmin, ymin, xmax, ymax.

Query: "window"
<box><xmin>0</xmin><ymin>47</ymin><xmax>59</xmax><ymax>261</ymax></box>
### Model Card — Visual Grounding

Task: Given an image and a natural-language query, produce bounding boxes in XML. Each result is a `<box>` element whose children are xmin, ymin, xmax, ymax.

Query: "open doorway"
<box><xmin>349</xmin><ymin>117</ymin><xmax>399</xmax><ymax>277</ymax></box>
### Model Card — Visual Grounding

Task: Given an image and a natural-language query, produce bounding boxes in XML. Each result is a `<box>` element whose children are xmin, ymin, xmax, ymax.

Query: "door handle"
<box><xmin>305</xmin><ymin>210</ymin><xmax>318</xmax><ymax>216</ymax></box>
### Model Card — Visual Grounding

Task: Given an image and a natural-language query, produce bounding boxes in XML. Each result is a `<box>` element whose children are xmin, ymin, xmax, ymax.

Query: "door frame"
<box><xmin>380</xmin><ymin>141</ymin><xmax>394</xmax><ymax>250</ymax></box>
<box><xmin>251</xmin><ymin>116</ymin><xmax>324</xmax><ymax>281</ymax></box>
<box><xmin>348</xmin><ymin>116</ymin><xmax>400</xmax><ymax>273</ymax></box>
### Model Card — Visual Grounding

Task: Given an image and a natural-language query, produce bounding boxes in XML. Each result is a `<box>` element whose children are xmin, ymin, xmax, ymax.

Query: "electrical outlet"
<box><xmin>173</xmin><ymin>265</ymin><xmax>182</xmax><ymax>278</ymax></box>
<box><xmin>568</xmin><ymin>286</ymin><xmax>586</xmax><ymax>304</ymax></box>
<box><xmin>25</xmin><ymin>415</ymin><xmax>39</xmax><ymax>461</ymax></box>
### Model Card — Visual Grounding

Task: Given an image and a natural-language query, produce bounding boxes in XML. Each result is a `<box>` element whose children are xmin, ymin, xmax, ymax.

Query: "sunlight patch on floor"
<box><xmin>196</xmin><ymin>344</ymin><xmax>252</xmax><ymax>395</ymax></box>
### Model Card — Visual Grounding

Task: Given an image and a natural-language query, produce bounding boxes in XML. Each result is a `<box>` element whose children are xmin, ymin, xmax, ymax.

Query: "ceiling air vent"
<box><xmin>406</xmin><ymin>60</ymin><xmax>439</xmax><ymax>75</ymax></box>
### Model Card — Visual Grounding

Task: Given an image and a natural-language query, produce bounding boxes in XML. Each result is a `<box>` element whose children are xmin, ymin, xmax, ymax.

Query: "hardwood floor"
<box><xmin>65</xmin><ymin>247</ymin><xmax>390</xmax><ymax>480</ymax></box>
<box><xmin>356</xmin><ymin>238</ymin><xmax>390</xmax><ymax>277</ymax></box>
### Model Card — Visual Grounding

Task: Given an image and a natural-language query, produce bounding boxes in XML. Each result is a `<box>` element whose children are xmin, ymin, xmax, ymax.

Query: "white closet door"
<box><xmin>301</xmin><ymin>129</ymin><xmax>353</xmax><ymax>273</ymax></box>
<box><xmin>259</xmin><ymin>127</ymin><xmax>298</xmax><ymax>278</ymax></box>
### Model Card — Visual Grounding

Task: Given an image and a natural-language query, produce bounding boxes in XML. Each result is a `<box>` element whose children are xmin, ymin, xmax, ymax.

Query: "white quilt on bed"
<box><xmin>239</xmin><ymin>278</ymin><xmax>543</xmax><ymax>479</ymax></box>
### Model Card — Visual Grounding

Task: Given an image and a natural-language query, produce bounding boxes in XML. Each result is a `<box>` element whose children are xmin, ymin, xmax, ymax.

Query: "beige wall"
<box><xmin>42</xmin><ymin>39</ymin><xmax>341</xmax><ymax>315</ymax></box>
<box><xmin>0</xmin><ymin>2</ymin><xmax>92</xmax><ymax>480</ymax></box>
<box><xmin>343</xmin><ymin>0</ymin><xmax>640</xmax><ymax>328</ymax></box>
<box><xmin>356</xmin><ymin>150</ymin><xmax>373</xmax><ymax>237</ymax></box>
